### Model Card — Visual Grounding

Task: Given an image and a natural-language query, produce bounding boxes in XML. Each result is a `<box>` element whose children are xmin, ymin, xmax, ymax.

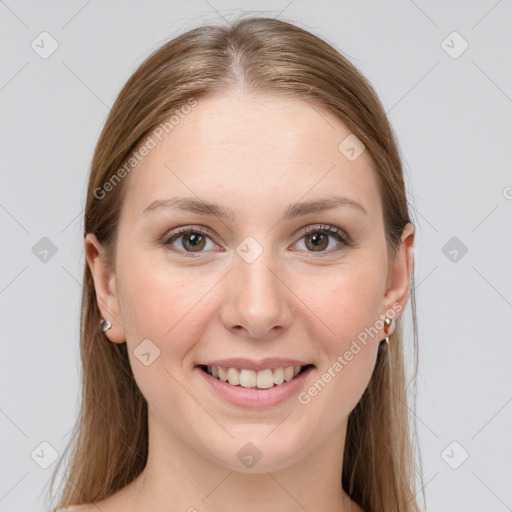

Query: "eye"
<box><xmin>162</xmin><ymin>224</ymin><xmax>350</xmax><ymax>257</ymax></box>
<box><xmin>293</xmin><ymin>224</ymin><xmax>350</xmax><ymax>254</ymax></box>
<box><xmin>163</xmin><ymin>226</ymin><xmax>219</xmax><ymax>256</ymax></box>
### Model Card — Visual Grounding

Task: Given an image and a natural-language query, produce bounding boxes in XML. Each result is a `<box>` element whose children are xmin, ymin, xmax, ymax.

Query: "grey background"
<box><xmin>1</xmin><ymin>1</ymin><xmax>511</xmax><ymax>511</ymax></box>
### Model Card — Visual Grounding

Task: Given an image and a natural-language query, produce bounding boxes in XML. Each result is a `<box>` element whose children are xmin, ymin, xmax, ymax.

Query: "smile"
<box><xmin>199</xmin><ymin>364</ymin><xmax>313</xmax><ymax>389</ymax></box>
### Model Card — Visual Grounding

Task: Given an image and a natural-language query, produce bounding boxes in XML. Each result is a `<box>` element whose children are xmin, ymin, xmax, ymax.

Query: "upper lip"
<box><xmin>196</xmin><ymin>358</ymin><xmax>314</xmax><ymax>371</ymax></box>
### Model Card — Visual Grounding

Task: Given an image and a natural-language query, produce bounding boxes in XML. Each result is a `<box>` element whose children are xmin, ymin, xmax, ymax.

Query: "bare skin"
<box><xmin>83</xmin><ymin>90</ymin><xmax>414</xmax><ymax>512</ymax></box>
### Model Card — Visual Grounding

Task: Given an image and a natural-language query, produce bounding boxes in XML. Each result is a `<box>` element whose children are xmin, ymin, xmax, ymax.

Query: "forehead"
<box><xmin>121</xmin><ymin>91</ymin><xmax>381</xmax><ymax>221</ymax></box>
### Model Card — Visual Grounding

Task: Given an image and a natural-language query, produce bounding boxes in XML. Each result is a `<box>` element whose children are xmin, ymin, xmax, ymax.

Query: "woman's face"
<box><xmin>86</xmin><ymin>91</ymin><xmax>413</xmax><ymax>472</ymax></box>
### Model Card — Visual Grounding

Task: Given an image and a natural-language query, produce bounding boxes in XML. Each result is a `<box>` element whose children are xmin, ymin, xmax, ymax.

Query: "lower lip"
<box><xmin>196</xmin><ymin>366</ymin><xmax>314</xmax><ymax>408</ymax></box>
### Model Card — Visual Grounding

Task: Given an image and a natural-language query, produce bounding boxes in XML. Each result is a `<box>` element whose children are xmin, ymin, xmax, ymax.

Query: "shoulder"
<box><xmin>53</xmin><ymin>506</ymin><xmax>96</xmax><ymax>512</ymax></box>
<box><xmin>52</xmin><ymin>481</ymin><xmax>136</xmax><ymax>512</ymax></box>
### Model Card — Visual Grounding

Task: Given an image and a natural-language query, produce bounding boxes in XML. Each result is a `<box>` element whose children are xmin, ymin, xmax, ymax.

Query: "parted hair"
<box><xmin>47</xmin><ymin>15</ymin><xmax>423</xmax><ymax>512</ymax></box>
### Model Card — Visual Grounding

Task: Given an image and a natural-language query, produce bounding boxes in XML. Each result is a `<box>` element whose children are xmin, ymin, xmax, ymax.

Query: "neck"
<box><xmin>118</xmin><ymin>409</ymin><xmax>362</xmax><ymax>512</ymax></box>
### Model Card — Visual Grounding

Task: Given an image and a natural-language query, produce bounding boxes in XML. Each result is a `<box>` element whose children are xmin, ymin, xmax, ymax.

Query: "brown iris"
<box><xmin>305</xmin><ymin>232</ymin><xmax>329</xmax><ymax>251</ymax></box>
<box><xmin>182</xmin><ymin>232</ymin><xmax>206</xmax><ymax>252</ymax></box>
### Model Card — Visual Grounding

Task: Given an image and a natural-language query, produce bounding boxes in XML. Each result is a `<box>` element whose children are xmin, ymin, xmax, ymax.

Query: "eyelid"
<box><xmin>161</xmin><ymin>225</ymin><xmax>222</xmax><ymax>254</ymax></box>
<box><xmin>295</xmin><ymin>224</ymin><xmax>351</xmax><ymax>244</ymax></box>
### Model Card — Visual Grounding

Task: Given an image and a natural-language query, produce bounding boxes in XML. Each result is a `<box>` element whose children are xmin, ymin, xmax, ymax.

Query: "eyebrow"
<box><xmin>143</xmin><ymin>195</ymin><xmax>367</xmax><ymax>220</ymax></box>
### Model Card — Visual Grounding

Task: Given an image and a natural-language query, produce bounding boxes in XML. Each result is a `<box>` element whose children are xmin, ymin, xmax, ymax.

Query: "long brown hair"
<box><xmin>47</xmin><ymin>15</ymin><xmax>423</xmax><ymax>512</ymax></box>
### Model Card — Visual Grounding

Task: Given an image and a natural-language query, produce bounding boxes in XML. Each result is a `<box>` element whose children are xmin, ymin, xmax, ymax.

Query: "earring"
<box><xmin>100</xmin><ymin>318</ymin><xmax>112</xmax><ymax>333</ymax></box>
<box><xmin>383</xmin><ymin>317</ymin><xmax>396</xmax><ymax>344</ymax></box>
<box><xmin>377</xmin><ymin>317</ymin><xmax>396</xmax><ymax>361</ymax></box>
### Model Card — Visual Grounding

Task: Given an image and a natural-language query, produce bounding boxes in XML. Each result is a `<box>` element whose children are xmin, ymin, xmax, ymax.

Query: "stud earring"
<box><xmin>100</xmin><ymin>318</ymin><xmax>112</xmax><ymax>333</ymax></box>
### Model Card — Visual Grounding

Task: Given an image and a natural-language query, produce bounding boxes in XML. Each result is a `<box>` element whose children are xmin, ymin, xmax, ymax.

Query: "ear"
<box><xmin>84</xmin><ymin>233</ymin><xmax>126</xmax><ymax>344</ymax></box>
<box><xmin>380</xmin><ymin>222</ymin><xmax>415</xmax><ymax>319</ymax></box>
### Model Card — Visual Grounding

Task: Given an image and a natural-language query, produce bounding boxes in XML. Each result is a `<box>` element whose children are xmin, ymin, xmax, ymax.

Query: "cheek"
<box><xmin>116</xmin><ymin>255</ymin><xmax>221</xmax><ymax>414</ymax></box>
<box><xmin>117</xmin><ymin>252</ymin><xmax>219</xmax><ymax>358</ymax></box>
<box><xmin>300</xmin><ymin>259</ymin><xmax>386</xmax><ymax>346</ymax></box>
<box><xmin>293</xmin><ymin>258</ymin><xmax>386</xmax><ymax>410</ymax></box>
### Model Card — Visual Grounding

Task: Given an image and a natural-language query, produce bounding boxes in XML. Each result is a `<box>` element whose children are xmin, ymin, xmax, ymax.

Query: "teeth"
<box><xmin>273</xmin><ymin>367</ymin><xmax>284</xmax><ymax>385</ymax></box>
<box><xmin>227</xmin><ymin>367</ymin><xmax>240</xmax><ymax>386</ymax></box>
<box><xmin>284</xmin><ymin>366</ymin><xmax>294</xmax><ymax>381</ymax></box>
<box><xmin>218</xmin><ymin>367</ymin><xmax>228</xmax><ymax>382</ymax></box>
<box><xmin>205</xmin><ymin>365</ymin><xmax>307</xmax><ymax>389</ymax></box>
<box><xmin>256</xmin><ymin>369</ymin><xmax>274</xmax><ymax>389</ymax></box>
<box><xmin>239</xmin><ymin>369</ymin><xmax>256</xmax><ymax>388</ymax></box>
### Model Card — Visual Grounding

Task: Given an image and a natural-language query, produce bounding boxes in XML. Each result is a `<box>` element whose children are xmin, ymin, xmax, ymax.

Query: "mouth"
<box><xmin>197</xmin><ymin>364</ymin><xmax>315</xmax><ymax>390</ymax></box>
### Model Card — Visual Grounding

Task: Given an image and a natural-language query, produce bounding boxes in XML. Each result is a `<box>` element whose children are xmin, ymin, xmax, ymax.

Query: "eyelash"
<box><xmin>162</xmin><ymin>224</ymin><xmax>351</xmax><ymax>257</ymax></box>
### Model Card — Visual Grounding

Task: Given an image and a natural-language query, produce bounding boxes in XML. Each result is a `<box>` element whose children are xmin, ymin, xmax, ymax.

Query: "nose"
<box><xmin>219</xmin><ymin>249</ymin><xmax>293</xmax><ymax>340</ymax></box>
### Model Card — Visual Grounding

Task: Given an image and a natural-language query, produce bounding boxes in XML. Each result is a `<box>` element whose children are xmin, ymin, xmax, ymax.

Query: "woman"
<box><xmin>49</xmin><ymin>15</ymin><xmax>422</xmax><ymax>512</ymax></box>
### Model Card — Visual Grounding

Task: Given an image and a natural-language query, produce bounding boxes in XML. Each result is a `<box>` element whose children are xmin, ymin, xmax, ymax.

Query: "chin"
<box><xmin>201</xmin><ymin>430</ymin><xmax>306</xmax><ymax>473</ymax></box>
